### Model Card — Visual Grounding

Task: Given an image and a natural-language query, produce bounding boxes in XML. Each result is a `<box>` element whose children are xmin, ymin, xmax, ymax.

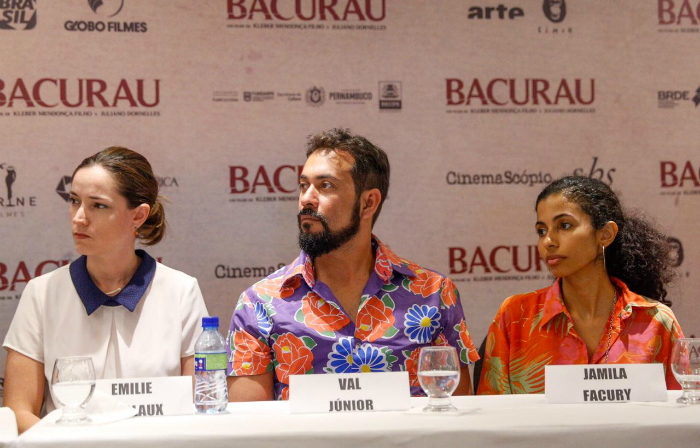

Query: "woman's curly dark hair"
<box><xmin>536</xmin><ymin>176</ymin><xmax>675</xmax><ymax>306</ymax></box>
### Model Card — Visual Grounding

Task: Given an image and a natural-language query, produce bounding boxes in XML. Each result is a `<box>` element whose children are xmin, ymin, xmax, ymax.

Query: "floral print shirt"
<box><xmin>477</xmin><ymin>278</ymin><xmax>684</xmax><ymax>395</ymax></box>
<box><xmin>227</xmin><ymin>236</ymin><xmax>479</xmax><ymax>399</ymax></box>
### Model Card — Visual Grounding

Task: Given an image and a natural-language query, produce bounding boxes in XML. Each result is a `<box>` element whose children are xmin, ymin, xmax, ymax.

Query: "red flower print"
<box><xmin>408</xmin><ymin>269</ymin><xmax>443</xmax><ymax>298</ymax></box>
<box><xmin>356</xmin><ymin>296</ymin><xmax>395</xmax><ymax>342</ymax></box>
<box><xmin>302</xmin><ymin>292</ymin><xmax>350</xmax><ymax>333</ymax></box>
<box><xmin>231</xmin><ymin>330</ymin><xmax>271</xmax><ymax>376</ymax></box>
<box><xmin>273</xmin><ymin>333</ymin><xmax>314</xmax><ymax>384</ymax></box>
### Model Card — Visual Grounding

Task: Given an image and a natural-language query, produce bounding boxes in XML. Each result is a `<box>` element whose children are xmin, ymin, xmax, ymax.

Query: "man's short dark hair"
<box><xmin>306</xmin><ymin>128</ymin><xmax>390</xmax><ymax>226</ymax></box>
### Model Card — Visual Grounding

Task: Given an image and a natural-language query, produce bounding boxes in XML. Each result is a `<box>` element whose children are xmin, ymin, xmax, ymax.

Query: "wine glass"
<box><xmin>417</xmin><ymin>346</ymin><xmax>460</xmax><ymax>412</ymax></box>
<box><xmin>671</xmin><ymin>338</ymin><xmax>700</xmax><ymax>404</ymax></box>
<box><xmin>50</xmin><ymin>356</ymin><xmax>96</xmax><ymax>424</ymax></box>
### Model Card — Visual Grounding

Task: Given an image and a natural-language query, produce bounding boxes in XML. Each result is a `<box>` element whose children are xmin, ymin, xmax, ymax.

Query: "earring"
<box><xmin>134</xmin><ymin>225</ymin><xmax>139</xmax><ymax>237</ymax></box>
<box><xmin>602</xmin><ymin>245</ymin><xmax>606</xmax><ymax>271</ymax></box>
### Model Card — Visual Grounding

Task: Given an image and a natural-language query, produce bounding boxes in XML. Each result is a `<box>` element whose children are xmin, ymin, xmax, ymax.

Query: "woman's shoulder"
<box><xmin>500</xmin><ymin>284</ymin><xmax>552</xmax><ymax>311</ymax></box>
<box><xmin>153</xmin><ymin>261</ymin><xmax>199</xmax><ymax>286</ymax></box>
<box><xmin>24</xmin><ymin>264</ymin><xmax>72</xmax><ymax>290</ymax></box>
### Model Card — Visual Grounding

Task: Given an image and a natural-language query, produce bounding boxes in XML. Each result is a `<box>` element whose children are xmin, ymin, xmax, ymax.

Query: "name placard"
<box><xmin>289</xmin><ymin>372</ymin><xmax>411</xmax><ymax>414</ymax></box>
<box><xmin>545</xmin><ymin>364</ymin><xmax>667</xmax><ymax>404</ymax></box>
<box><xmin>96</xmin><ymin>376</ymin><xmax>193</xmax><ymax>417</ymax></box>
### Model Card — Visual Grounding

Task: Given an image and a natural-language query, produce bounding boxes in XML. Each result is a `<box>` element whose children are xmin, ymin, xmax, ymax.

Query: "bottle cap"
<box><xmin>202</xmin><ymin>316</ymin><xmax>219</xmax><ymax>328</ymax></box>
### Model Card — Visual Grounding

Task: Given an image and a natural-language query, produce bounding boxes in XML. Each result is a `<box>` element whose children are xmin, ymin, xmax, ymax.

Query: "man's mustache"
<box><xmin>298</xmin><ymin>208</ymin><xmax>326</xmax><ymax>222</ymax></box>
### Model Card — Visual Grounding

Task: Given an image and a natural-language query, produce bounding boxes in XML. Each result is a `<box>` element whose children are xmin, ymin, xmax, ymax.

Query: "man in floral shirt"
<box><xmin>226</xmin><ymin>128</ymin><xmax>479</xmax><ymax>400</ymax></box>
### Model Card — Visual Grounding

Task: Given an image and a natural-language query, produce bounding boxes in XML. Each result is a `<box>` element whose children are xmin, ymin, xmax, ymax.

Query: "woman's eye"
<box><xmin>69</xmin><ymin>198</ymin><xmax>79</xmax><ymax>205</ymax></box>
<box><xmin>560</xmin><ymin>222</ymin><xmax>571</xmax><ymax>230</ymax></box>
<box><xmin>95</xmin><ymin>203</ymin><xmax>107</xmax><ymax>209</ymax></box>
<box><xmin>322</xmin><ymin>182</ymin><xmax>332</xmax><ymax>189</ymax></box>
<box><xmin>536</xmin><ymin>228</ymin><xmax>546</xmax><ymax>236</ymax></box>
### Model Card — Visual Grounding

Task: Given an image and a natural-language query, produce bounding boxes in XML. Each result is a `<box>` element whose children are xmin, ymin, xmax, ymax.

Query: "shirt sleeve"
<box><xmin>226</xmin><ymin>290</ymin><xmax>273</xmax><ymax>377</ymax></box>
<box><xmin>477</xmin><ymin>304</ymin><xmax>512</xmax><ymax>395</ymax></box>
<box><xmin>436</xmin><ymin>277</ymin><xmax>479</xmax><ymax>366</ymax></box>
<box><xmin>3</xmin><ymin>279</ymin><xmax>44</xmax><ymax>363</ymax></box>
<box><xmin>180</xmin><ymin>277</ymin><xmax>209</xmax><ymax>358</ymax></box>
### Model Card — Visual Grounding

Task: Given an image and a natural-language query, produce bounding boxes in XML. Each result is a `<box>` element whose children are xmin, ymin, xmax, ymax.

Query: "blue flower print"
<box><xmin>325</xmin><ymin>337</ymin><xmax>357</xmax><ymax>373</ymax></box>
<box><xmin>353</xmin><ymin>344</ymin><xmax>388</xmax><ymax>373</ymax></box>
<box><xmin>403</xmin><ymin>304</ymin><xmax>441</xmax><ymax>344</ymax></box>
<box><xmin>254</xmin><ymin>302</ymin><xmax>273</xmax><ymax>338</ymax></box>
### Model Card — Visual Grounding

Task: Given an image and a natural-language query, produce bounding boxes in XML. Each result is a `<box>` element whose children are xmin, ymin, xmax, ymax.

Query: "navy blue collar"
<box><xmin>70</xmin><ymin>250</ymin><xmax>157</xmax><ymax>316</ymax></box>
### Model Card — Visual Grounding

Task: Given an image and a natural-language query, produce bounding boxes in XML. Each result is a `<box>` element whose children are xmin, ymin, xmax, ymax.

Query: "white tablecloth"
<box><xmin>0</xmin><ymin>408</ymin><xmax>17</xmax><ymax>448</ymax></box>
<box><xmin>16</xmin><ymin>392</ymin><xmax>700</xmax><ymax>448</ymax></box>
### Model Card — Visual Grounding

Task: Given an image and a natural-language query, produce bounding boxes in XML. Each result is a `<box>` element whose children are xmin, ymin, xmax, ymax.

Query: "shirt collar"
<box><xmin>70</xmin><ymin>249</ymin><xmax>157</xmax><ymax>316</ymax></box>
<box><xmin>539</xmin><ymin>277</ymin><xmax>660</xmax><ymax>329</ymax></box>
<box><xmin>281</xmin><ymin>235</ymin><xmax>414</xmax><ymax>290</ymax></box>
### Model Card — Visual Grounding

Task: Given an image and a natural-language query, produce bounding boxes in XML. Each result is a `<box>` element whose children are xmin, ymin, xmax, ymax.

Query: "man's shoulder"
<box><xmin>243</xmin><ymin>258</ymin><xmax>306</xmax><ymax>301</ymax></box>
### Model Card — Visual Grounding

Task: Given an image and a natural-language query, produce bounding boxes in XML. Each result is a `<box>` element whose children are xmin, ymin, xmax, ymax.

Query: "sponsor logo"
<box><xmin>667</xmin><ymin>237</ymin><xmax>684</xmax><ymax>267</ymax></box>
<box><xmin>89</xmin><ymin>0</ymin><xmax>124</xmax><ymax>18</ymax></box>
<box><xmin>328</xmin><ymin>89</ymin><xmax>372</xmax><ymax>104</ymax></box>
<box><xmin>229</xmin><ymin>164</ymin><xmax>303</xmax><ymax>203</ymax></box>
<box><xmin>378</xmin><ymin>81</ymin><xmax>401</xmax><ymax>110</ymax></box>
<box><xmin>212</xmin><ymin>90</ymin><xmax>239</xmax><ymax>103</ymax></box>
<box><xmin>244</xmin><ymin>91</ymin><xmax>275</xmax><ymax>102</ymax></box>
<box><xmin>305</xmin><ymin>86</ymin><xmax>325</xmax><ymax>106</ymax></box>
<box><xmin>56</xmin><ymin>175</ymin><xmax>72</xmax><ymax>202</ymax></box>
<box><xmin>658</xmin><ymin>86</ymin><xmax>700</xmax><ymax>109</ymax></box>
<box><xmin>227</xmin><ymin>0</ymin><xmax>387</xmax><ymax>30</ymax></box>
<box><xmin>543</xmin><ymin>0</ymin><xmax>566</xmax><ymax>23</ymax></box>
<box><xmin>215</xmin><ymin>262</ymin><xmax>287</xmax><ymax>279</ymax></box>
<box><xmin>538</xmin><ymin>0</ymin><xmax>571</xmax><ymax>34</ymax></box>
<box><xmin>467</xmin><ymin>4</ymin><xmax>524</xmax><ymax>20</ymax></box>
<box><xmin>0</xmin><ymin>0</ymin><xmax>36</xmax><ymax>30</ymax></box>
<box><xmin>0</xmin><ymin>78</ymin><xmax>161</xmax><ymax>117</ymax></box>
<box><xmin>65</xmin><ymin>0</ymin><xmax>147</xmax><ymax>33</ymax></box>
<box><xmin>659</xmin><ymin>161</ymin><xmax>700</xmax><ymax>199</ymax></box>
<box><xmin>0</xmin><ymin>259</ymin><xmax>69</xmax><ymax>295</ymax></box>
<box><xmin>446</xmin><ymin>78</ymin><xmax>595</xmax><ymax>114</ymax></box>
<box><xmin>0</xmin><ymin>162</ymin><xmax>37</xmax><ymax>217</ymax></box>
<box><xmin>448</xmin><ymin>245</ymin><xmax>550</xmax><ymax>283</ymax></box>
<box><xmin>658</xmin><ymin>0</ymin><xmax>700</xmax><ymax>32</ymax></box>
<box><xmin>446</xmin><ymin>157</ymin><xmax>614</xmax><ymax>188</ymax></box>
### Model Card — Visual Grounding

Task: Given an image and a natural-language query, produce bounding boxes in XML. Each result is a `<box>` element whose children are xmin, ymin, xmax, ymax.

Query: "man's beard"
<box><xmin>298</xmin><ymin>200</ymin><xmax>361</xmax><ymax>259</ymax></box>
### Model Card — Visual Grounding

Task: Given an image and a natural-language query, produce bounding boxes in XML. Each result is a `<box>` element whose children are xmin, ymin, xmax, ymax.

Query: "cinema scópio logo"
<box><xmin>0</xmin><ymin>0</ymin><xmax>36</xmax><ymax>30</ymax></box>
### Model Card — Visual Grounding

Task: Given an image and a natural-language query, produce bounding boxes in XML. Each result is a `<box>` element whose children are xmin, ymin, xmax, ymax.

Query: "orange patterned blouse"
<box><xmin>477</xmin><ymin>277</ymin><xmax>684</xmax><ymax>395</ymax></box>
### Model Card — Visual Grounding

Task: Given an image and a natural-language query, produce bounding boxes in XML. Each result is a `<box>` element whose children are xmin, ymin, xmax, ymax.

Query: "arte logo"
<box><xmin>468</xmin><ymin>4</ymin><xmax>524</xmax><ymax>20</ymax></box>
<box><xmin>658</xmin><ymin>86</ymin><xmax>700</xmax><ymax>109</ymax></box>
<box><xmin>0</xmin><ymin>78</ymin><xmax>160</xmax><ymax>109</ymax></box>
<box><xmin>227</xmin><ymin>0</ymin><xmax>386</xmax><ymax>22</ymax></box>
<box><xmin>658</xmin><ymin>0</ymin><xmax>700</xmax><ymax>26</ymax></box>
<box><xmin>446</xmin><ymin>78</ymin><xmax>594</xmax><ymax>107</ymax></box>
<box><xmin>660</xmin><ymin>161</ymin><xmax>700</xmax><ymax>188</ymax></box>
<box><xmin>0</xmin><ymin>162</ymin><xmax>37</xmax><ymax>217</ymax></box>
<box><xmin>543</xmin><ymin>0</ymin><xmax>566</xmax><ymax>23</ymax></box>
<box><xmin>667</xmin><ymin>237</ymin><xmax>684</xmax><ymax>267</ymax></box>
<box><xmin>306</xmin><ymin>86</ymin><xmax>325</xmax><ymax>106</ymax></box>
<box><xmin>0</xmin><ymin>259</ymin><xmax>69</xmax><ymax>292</ymax></box>
<box><xmin>65</xmin><ymin>0</ymin><xmax>147</xmax><ymax>33</ymax></box>
<box><xmin>448</xmin><ymin>245</ymin><xmax>546</xmax><ymax>280</ymax></box>
<box><xmin>0</xmin><ymin>0</ymin><xmax>36</xmax><ymax>30</ymax></box>
<box><xmin>229</xmin><ymin>165</ymin><xmax>303</xmax><ymax>203</ymax></box>
<box><xmin>379</xmin><ymin>81</ymin><xmax>401</xmax><ymax>110</ymax></box>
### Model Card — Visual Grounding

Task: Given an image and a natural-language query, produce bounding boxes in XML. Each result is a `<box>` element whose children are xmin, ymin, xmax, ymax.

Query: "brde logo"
<box><xmin>0</xmin><ymin>0</ymin><xmax>37</xmax><ymax>30</ymax></box>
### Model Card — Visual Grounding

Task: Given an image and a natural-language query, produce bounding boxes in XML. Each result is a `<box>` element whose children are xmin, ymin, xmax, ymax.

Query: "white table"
<box><xmin>16</xmin><ymin>392</ymin><xmax>700</xmax><ymax>448</ymax></box>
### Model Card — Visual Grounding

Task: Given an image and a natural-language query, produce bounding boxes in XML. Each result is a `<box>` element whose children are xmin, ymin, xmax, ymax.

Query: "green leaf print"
<box><xmin>380</xmin><ymin>293</ymin><xmax>395</xmax><ymax>310</ymax></box>
<box><xmin>301</xmin><ymin>336</ymin><xmax>317</xmax><ymax>350</ymax></box>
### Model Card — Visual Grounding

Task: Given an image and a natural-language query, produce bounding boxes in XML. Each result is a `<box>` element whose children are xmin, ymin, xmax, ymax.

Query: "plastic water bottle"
<box><xmin>194</xmin><ymin>316</ymin><xmax>228</xmax><ymax>414</ymax></box>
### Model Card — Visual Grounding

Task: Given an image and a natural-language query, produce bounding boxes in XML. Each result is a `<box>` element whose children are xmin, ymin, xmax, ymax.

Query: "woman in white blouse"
<box><xmin>3</xmin><ymin>147</ymin><xmax>208</xmax><ymax>433</ymax></box>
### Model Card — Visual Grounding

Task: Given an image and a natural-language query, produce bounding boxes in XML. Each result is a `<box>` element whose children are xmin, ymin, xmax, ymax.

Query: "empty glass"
<box><xmin>50</xmin><ymin>356</ymin><xmax>96</xmax><ymax>424</ymax></box>
<box><xmin>671</xmin><ymin>338</ymin><xmax>700</xmax><ymax>404</ymax></box>
<box><xmin>417</xmin><ymin>346</ymin><xmax>460</xmax><ymax>412</ymax></box>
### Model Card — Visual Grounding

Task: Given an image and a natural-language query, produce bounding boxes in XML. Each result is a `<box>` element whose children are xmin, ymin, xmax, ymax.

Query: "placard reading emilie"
<box><xmin>289</xmin><ymin>371</ymin><xmax>411</xmax><ymax>414</ymax></box>
<box><xmin>545</xmin><ymin>364</ymin><xmax>667</xmax><ymax>404</ymax></box>
<box><xmin>95</xmin><ymin>376</ymin><xmax>193</xmax><ymax>416</ymax></box>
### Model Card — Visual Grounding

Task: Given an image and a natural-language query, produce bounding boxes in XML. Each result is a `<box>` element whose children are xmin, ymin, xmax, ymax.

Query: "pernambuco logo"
<box><xmin>306</xmin><ymin>86</ymin><xmax>325</xmax><ymax>106</ymax></box>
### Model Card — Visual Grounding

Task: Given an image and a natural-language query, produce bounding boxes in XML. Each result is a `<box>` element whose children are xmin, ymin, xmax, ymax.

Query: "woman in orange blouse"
<box><xmin>478</xmin><ymin>176</ymin><xmax>684</xmax><ymax>394</ymax></box>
